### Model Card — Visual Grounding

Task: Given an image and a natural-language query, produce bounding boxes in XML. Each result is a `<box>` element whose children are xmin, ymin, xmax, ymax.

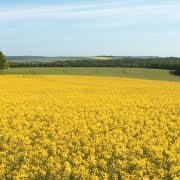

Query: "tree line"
<box><xmin>1</xmin><ymin>50</ymin><xmax>180</xmax><ymax>75</ymax></box>
<box><xmin>9</xmin><ymin>57</ymin><xmax>180</xmax><ymax>75</ymax></box>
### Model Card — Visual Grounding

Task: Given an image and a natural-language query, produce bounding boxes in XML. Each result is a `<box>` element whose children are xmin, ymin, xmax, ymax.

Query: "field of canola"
<box><xmin>0</xmin><ymin>75</ymin><xmax>180</xmax><ymax>179</ymax></box>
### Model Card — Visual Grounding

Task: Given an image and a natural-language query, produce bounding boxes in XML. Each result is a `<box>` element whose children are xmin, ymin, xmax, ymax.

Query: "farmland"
<box><xmin>0</xmin><ymin>75</ymin><xmax>179</xmax><ymax>179</ymax></box>
<box><xmin>1</xmin><ymin>67</ymin><xmax>180</xmax><ymax>82</ymax></box>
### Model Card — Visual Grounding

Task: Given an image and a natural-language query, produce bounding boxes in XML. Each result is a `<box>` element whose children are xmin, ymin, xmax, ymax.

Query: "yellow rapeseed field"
<box><xmin>0</xmin><ymin>75</ymin><xmax>180</xmax><ymax>179</ymax></box>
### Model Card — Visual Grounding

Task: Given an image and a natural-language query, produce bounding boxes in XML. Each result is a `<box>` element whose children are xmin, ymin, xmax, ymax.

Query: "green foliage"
<box><xmin>9</xmin><ymin>57</ymin><xmax>180</xmax><ymax>71</ymax></box>
<box><xmin>0</xmin><ymin>51</ymin><xmax>9</xmax><ymax>70</ymax></box>
<box><xmin>174</xmin><ymin>65</ymin><xmax>180</xmax><ymax>75</ymax></box>
<box><xmin>5</xmin><ymin>56</ymin><xmax>180</xmax><ymax>76</ymax></box>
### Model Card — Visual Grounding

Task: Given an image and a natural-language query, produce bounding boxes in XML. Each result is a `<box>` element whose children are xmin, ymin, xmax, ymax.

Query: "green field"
<box><xmin>1</xmin><ymin>67</ymin><xmax>180</xmax><ymax>81</ymax></box>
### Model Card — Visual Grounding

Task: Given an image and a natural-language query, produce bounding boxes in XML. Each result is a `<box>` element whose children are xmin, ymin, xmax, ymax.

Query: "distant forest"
<box><xmin>9</xmin><ymin>57</ymin><xmax>180</xmax><ymax>75</ymax></box>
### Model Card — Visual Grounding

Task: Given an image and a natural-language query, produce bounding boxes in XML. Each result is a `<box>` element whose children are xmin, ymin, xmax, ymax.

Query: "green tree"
<box><xmin>0</xmin><ymin>51</ymin><xmax>9</xmax><ymax>70</ymax></box>
<box><xmin>175</xmin><ymin>65</ymin><xmax>180</xmax><ymax>75</ymax></box>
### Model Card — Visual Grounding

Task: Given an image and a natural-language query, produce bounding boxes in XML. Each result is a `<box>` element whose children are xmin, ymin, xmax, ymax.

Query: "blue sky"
<box><xmin>0</xmin><ymin>0</ymin><xmax>180</xmax><ymax>56</ymax></box>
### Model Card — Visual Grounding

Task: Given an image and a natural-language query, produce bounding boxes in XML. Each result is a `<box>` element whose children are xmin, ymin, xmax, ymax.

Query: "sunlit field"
<box><xmin>0</xmin><ymin>76</ymin><xmax>179</xmax><ymax>179</ymax></box>
<box><xmin>1</xmin><ymin>67</ymin><xmax>180</xmax><ymax>82</ymax></box>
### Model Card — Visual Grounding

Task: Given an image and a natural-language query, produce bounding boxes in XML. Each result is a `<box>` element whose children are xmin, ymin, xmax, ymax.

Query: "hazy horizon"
<box><xmin>1</xmin><ymin>0</ymin><xmax>180</xmax><ymax>56</ymax></box>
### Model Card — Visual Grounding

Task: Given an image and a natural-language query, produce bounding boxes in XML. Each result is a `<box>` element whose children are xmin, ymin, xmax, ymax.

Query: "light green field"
<box><xmin>1</xmin><ymin>67</ymin><xmax>180</xmax><ymax>82</ymax></box>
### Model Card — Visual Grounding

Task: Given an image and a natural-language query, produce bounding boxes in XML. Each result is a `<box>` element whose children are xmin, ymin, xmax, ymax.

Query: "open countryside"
<box><xmin>1</xmin><ymin>0</ymin><xmax>180</xmax><ymax>179</ymax></box>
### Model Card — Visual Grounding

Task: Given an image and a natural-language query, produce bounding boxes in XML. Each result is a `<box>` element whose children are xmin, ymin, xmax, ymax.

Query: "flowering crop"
<box><xmin>0</xmin><ymin>75</ymin><xmax>180</xmax><ymax>179</ymax></box>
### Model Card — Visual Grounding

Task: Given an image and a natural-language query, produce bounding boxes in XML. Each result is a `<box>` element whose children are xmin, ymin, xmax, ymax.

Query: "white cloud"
<box><xmin>0</xmin><ymin>1</ymin><xmax>180</xmax><ymax>26</ymax></box>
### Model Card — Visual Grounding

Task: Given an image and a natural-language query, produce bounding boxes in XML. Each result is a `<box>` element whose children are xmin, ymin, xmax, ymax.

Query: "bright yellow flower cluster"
<box><xmin>0</xmin><ymin>75</ymin><xmax>180</xmax><ymax>179</ymax></box>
